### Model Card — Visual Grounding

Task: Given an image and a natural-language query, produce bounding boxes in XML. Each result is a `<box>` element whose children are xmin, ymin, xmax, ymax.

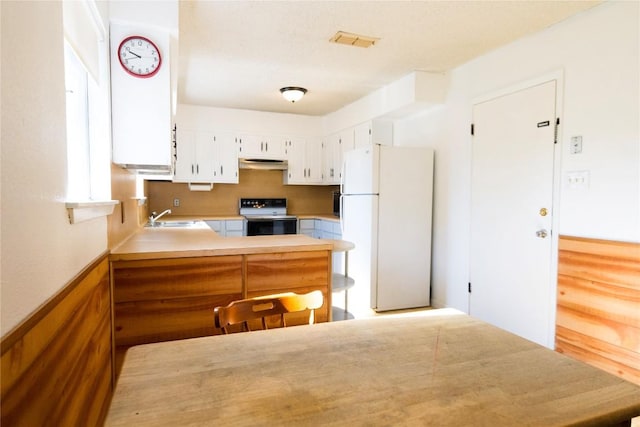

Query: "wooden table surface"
<box><xmin>106</xmin><ymin>309</ymin><xmax>640</xmax><ymax>426</ymax></box>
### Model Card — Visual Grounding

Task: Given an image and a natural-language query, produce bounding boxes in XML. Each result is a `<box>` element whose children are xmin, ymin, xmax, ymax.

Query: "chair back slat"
<box><xmin>214</xmin><ymin>290</ymin><xmax>324</xmax><ymax>334</ymax></box>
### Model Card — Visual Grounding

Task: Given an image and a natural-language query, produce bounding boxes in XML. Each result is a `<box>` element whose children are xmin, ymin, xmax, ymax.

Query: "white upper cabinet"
<box><xmin>173</xmin><ymin>130</ymin><xmax>238</xmax><ymax>183</ymax></box>
<box><xmin>353</xmin><ymin>120</ymin><xmax>393</xmax><ymax>148</ymax></box>
<box><xmin>284</xmin><ymin>137</ymin><xmax>323</xmax><ymax>185</ymax></box>
<box><xmin>323</xmin><ymin>128</ymin><xmax>354</xmax><ymax>185</ymax></box>
<box><xmin>110</xmin><ymin>24</ymin><xmax>172</xmax><ymax>170</ymax></box>
<box><xmin>173</xmin><ymin>129</ymin><xmax>215</xmax><ymax>183</ymax></box>
<box><xmin>212</xmin><ymin>132</ymin><xmax>239</xmax><ymax>184</ymax></box>
<box><xmin>236</xmin><ymin>134</ymin><xmax>285</xmax><ymax>160</ymax></box>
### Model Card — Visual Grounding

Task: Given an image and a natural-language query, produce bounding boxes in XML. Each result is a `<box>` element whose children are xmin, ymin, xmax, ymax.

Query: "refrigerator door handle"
<box><xmin>339</xmin><ymin>194</ymin><xmax>345</xmax><ymax>235</ymax></box>
<box><xmin>340</xmin><ymin>158</ymin><xmax>346</xmax><ymax>195</ymax></box>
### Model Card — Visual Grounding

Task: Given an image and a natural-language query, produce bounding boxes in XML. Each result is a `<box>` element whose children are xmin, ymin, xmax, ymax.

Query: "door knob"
<box><xmin>536</xmin><ymin>229</ymin><xmax>548</xmax><ymax>239</ymax></box>
<box><xmin>539</xmin><ymin>208</ymin><xmax>548</xmax><ymax>217</ymax></box>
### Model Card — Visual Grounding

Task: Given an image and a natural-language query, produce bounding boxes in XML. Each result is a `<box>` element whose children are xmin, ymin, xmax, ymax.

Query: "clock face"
<box><xmin>118</xmin><ymin>36</ymin><xmax>162</xmax><ymax>78</ymax></box>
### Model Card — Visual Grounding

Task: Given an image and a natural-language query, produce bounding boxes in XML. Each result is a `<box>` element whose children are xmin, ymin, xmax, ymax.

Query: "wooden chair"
<box><xmin>214</xmin><ymin>290</ymin><xmax>324</xmax><ymax>334</ymax></box>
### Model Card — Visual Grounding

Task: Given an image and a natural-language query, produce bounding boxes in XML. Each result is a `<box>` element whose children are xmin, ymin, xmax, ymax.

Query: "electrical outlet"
<box><xmin>173</xmin><ymin>198</ymin><xmax>180</xmax><ymax>207</ymax></box>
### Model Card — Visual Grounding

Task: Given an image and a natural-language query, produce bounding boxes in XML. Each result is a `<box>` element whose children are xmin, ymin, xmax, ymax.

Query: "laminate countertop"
<box><xmin>110</xmin><ymin>228</ymin><xmax>333</xmax><ymax>261</ymax></box>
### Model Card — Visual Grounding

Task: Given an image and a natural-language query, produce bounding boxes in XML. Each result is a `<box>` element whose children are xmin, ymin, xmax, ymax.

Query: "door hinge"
<box><xmin>554</xmin><ymin>118</ymin><xmax>560</xmax><ymax>144</ymax></box>
<box><xmin>468</xmin><ymin>282</ymin><xmax>472</xmax><ymax>293</ymax></box>
<box><xmin>470</xmin><ymin>124</ymin><xmax>475</xmax><ymax>136</ymax></box>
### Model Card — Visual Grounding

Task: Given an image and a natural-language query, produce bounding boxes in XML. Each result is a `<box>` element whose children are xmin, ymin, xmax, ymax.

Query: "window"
<box><xmin>62</xmin><ymin>1</ymin><xmax>116</xmax><ymax>223</ymax></box>
<box><xmin>64</xmin><ymin>42</ymin><xmax>92</xmax><ymax>201</ymax></box>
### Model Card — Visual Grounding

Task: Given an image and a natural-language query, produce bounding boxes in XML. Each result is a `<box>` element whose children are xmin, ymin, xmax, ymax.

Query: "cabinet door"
<box><xmin>237</xmin><ymin>134</ymin><xmax>284</xmax><ymax>159</ymax></box>
<box><xmin>323</xmin><ymin>134</ymin><xmax>340</xmax><ymax>185</ymax></box>
<box><xmin>283</xmin><ymin>139</ymin><xmax>305</xmax><ymax>184</ymax></box>
<box><xmin>237</xmin><ymin>133</ymin><xmax>262</xmax><ymax>158</ymax></box>
<box><xmin>173</xmin><ymin>128</ymin><xmax>197</xmax><ymax>182</ymax></box>
<box><xmin>354</xmin><ymin>122</ymin><xmax>371</xmax><ymax>148</ymax></box>
<box><xmin>284</xmin><ymin>137</ymin><xmax>324</xmax><ymax>185</ymax></box>
<box><xmin>263</xmin><ymin>136</ymin><xmax>284</xmax><ymax>159</ymax></box>
<box><xmin>338</xmin><ymin>128</ymin><xmax>355</xmax><ymax>181</ymax></box>
<box><xmin>194</xmin><ymin>131</ymin><xmax>216</xmax><ymax>182</ymax></box>
<box><xmin>324</xmin><ymin>129</ymin><xmax>354</xmax><ymax>184</ymax></box>
<box><xmin>225</xmin><ymin>220</ymin><xmax>244</xmax><ymax>236</ymax></box>
<box><xmin>305</xmin><ymin>137</ymin><xmax>324</xmax><ymax>184</ymax></box>
<box><xmin>174</xmin><ymin>130</ymin><xmax>215</xmax><ymax>182</ymax></box>
<box><xmin>354</xmin><ymin>120</ymin><xmax>393</xmax><ymax>148</ymax></box>
<box><xmin>213</xmin><ymin>132</ymin><xmax>238</xmax><ymax>183</ymax></box>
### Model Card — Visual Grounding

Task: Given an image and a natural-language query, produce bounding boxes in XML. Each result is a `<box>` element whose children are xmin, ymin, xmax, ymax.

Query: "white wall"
<box><xmin>0</xmin><ymin>2</ymin><xmax>109</xmax><ymax>335</ymax></box>
<box><xmin>394</xmin><ymin>1</ymin><xmax>639</xmax><ymax>311</ymax></box>
<box><xmin>177</xmin><ymin>104</ymin><xmax>324</xmax><ymax>137</ymax></box>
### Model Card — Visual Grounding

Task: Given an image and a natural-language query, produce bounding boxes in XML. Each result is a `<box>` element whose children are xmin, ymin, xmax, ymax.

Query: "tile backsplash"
<box><xmin>147</xmin><ymin>169</ymin><xmax>338</xmax><ymax>216</ymax></box>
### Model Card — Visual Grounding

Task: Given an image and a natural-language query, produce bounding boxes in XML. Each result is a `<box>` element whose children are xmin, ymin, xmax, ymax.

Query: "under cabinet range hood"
<box><xmin>238</xmin><ymin>158</ymin><xmax>288</xmax><ymax>170</ymax></box>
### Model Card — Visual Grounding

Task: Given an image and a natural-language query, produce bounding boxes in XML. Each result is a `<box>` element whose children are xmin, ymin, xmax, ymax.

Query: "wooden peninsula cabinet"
<box><xmin>110</xmin><ymin>230</ymin><xmax>332</xmax><ymax>346</ymax></box>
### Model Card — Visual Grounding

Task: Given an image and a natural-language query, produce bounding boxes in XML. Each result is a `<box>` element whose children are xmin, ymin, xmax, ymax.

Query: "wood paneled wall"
<box><xmin>556</xmin><ymin>236</ymin><xmax>640</xmax><ymax>386</ymax></box>
<box><xmin>1</xmin><ymin>252</ymin><xmax>113</xmax><ymax>426</ymax></box>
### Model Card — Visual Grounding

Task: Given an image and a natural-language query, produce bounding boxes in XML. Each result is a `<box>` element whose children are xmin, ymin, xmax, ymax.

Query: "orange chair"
<box><xmin>214</xmin><ymin>290</ymin><xmax>324</xmax><ymax>334</ymax></box>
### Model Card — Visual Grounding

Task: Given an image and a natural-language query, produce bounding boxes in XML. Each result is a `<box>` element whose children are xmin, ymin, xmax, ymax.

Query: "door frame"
<box><xmin>470</xmin><ymin>70</ymin><xmax>564</xmax><ymax>348</ymax></box>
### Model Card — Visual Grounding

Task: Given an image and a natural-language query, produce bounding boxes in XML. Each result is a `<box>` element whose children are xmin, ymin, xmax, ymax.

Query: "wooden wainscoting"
<box><xmin>556</xmin><ymin>235</ymin><xmax>640</xmax><ymax>386</ymax></box>
<box><xmin>1</xmin><ymin>252</ymin><xmax>113</xmax><ymax>426</ymax></box>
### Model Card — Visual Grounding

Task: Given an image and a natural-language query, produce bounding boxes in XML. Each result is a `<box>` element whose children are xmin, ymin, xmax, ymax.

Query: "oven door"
<box><xmin>245</xmin><ymin>217</ymin><xmax>297</xmax><ymax>236</ymax></box>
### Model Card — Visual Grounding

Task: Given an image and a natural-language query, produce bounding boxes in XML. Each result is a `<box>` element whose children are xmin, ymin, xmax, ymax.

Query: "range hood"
<box><xmin>238</xmin><ymin>158</ymin><xmax>288</xmax><ymax>170</ymax></box>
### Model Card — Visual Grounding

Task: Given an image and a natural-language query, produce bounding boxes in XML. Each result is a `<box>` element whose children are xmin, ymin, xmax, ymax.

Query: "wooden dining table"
<box><xmin>106</xmin><ymin>309</ymin><xmax>640</xmax><ymax>426</ymax></box>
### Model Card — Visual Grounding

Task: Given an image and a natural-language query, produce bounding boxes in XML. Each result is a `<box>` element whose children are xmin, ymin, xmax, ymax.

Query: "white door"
<box><xmin>470</xmin><ymin>80</ymin><xmax>557</xmax><ymax>347</ymax></box>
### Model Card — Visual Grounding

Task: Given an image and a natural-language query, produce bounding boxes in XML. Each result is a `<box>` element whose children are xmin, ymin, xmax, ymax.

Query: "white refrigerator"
<box><xmin>341</xmin><ymin>144</ymin><xmax>434</xmax><ymax>312</ymax></box>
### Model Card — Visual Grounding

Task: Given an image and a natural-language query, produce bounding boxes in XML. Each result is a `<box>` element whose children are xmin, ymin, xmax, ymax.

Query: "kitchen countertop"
<box><xmin>110</xmin><ymin>227</ymin><xmax>334</xmax><ymax>261</ymax></box>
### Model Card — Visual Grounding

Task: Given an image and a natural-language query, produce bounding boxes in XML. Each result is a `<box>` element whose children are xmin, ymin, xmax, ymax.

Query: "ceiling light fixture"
<box><xmin>280</xmin><ymin>87</ymin><xmax>307</xmax><ymax>103</ymax></box>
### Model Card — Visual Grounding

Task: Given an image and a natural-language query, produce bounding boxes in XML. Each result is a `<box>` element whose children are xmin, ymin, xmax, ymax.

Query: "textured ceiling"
<box><xmin>177</xmin><ymin>1</ymin><xmax>600</xmax><ymax>116</ymax></box>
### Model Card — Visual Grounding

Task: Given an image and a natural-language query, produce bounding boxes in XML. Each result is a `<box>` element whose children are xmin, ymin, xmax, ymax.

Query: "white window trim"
<box><xmin>66</xmin><ymin>200</ymin><xmax>119</xmax><ymax>224</ymax></box>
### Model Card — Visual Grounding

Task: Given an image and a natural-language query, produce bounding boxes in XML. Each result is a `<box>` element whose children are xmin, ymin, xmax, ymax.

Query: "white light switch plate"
<box><xmin>565</xmin><ymin>170</ymin><xmax>589</xmax><ymax>189</ymax></box>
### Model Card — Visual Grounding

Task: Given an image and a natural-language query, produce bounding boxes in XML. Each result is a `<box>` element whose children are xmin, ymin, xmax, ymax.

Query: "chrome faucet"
<box><xmin>149</xmin><ymin>209</ymin><xmax>172</xmax><ymax>226</ymax></box>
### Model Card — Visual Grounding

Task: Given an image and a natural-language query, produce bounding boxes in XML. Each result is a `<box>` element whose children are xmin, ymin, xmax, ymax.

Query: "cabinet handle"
<box><xmin>191</xmin><ymin>164</ymin><xmax>194</xmax><ymax>174</ymax></box>
<box><xmin>266</xmin><ymin>142</ymin><xmax>268</xmax><ymax>151</ymax></box>
<box><xmin>196</xmin><ymin>164</ymin><xmax>199</xmax><ymax>174</ymax></box>
<box><xmin>261</xmin><ymin>142</ymin><xmax>264</xmax><ymax>151</ymax></box>
<box><xmin>220</xmin><ymin>165</ymin><xmax>224</xmax><ymax>175</ymax></box>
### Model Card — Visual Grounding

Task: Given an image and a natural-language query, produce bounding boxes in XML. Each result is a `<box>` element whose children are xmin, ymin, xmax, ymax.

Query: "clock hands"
<box><xmin>127</xmin><ymin>50</ymin><xmax>142</xmax><ymax>59</ymax></box>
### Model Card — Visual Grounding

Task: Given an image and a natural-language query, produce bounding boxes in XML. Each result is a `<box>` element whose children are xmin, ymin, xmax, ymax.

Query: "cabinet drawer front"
<box><xmin>113</xmin><ymin>256</ymin><xmax>243</xmax><ymax>302</ymax></box>
<box><xmin>299</xmin><ymin>219</ymin><xmax>315</xmax><ymax>230</ymax></box>
<box><xmin>225</xmin><ymin>220</ymin><xmax>244</xmax><ymax>231</ymax></box>
<box><xmin>246</xmin><ymin>251</ymin><xmax>330</xmax><ymax>292</ymax></box>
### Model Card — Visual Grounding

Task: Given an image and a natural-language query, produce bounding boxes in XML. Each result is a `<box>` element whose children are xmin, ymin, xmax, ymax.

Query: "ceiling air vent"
<box><xmin>329</xmin><ymin>31</ymin><xmax>379</xmax><ymax>48</ymax></box>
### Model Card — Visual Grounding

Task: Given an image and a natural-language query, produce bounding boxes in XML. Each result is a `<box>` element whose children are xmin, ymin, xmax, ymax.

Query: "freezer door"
<box><xmin>342</xmin><ymin>145</ymin><xmax>379</xmax><ymax>195</ymax></box>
